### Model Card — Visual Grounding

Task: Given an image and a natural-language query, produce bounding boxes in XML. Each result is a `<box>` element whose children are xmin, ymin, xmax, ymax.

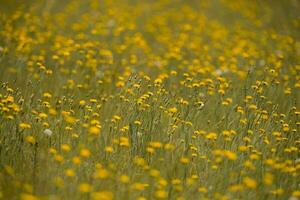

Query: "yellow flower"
<box><xmin>154</xmin><ymin>78</ymin><xmax>162</xmax><ymax>85</ymax></box>
<box><xmin>146</xmin><ymin>147</ymin><xmax>155</xmax><ymax>154</ymax></box>
<box><xmin>228</xmin><ymin>184</ymin><xmax>244</xmax><ymax>192</ymax></box>
<box><xmin>270</xmin><ymin>188</ymin><xmax>284</xmax><ymax>195</ymax></box>
<box><xmin>48</xmin><ymin>108</ymin><xmax>57</xmax><ymax>115</ymax></box>
<box><xmin>292</xmin><ymin>190</ymin><xmax>300</xmax><ymax>197</ymax></box>
<box><xmin>6</xmin><ymin>95</ymin><xmax>14</xmax><ymax>103</ymax></box>
<box><xmin>198</xmin><ymin>187</ymin><xmax>208</xmax><ymax>193</ymax></box>
<box><xmin>90</xmin><ymin>99</ymin><xmax>98</xmax><ymax>103</ymax></box>
<box><xmin>89</xmin><ymin>126</ymin><xmax>101</xmax><ymax>136</ymax></box>
<box><xmin>155</xmin><ymin>190</ymin><xmax>168</xmax><ymax>199</ymax></box>
<box><xmin>19</xmin><ymin>123</ymin><xmax>31</xmax><ymax>129</ymax></box>
<box><xmin>79</xmin><ymin>100</ymin><xmax>86</xmax><ymax>106</ymax></box>
<box><xmin>116</xmin><ymin>81</ymin><xmax>125</xmax><ymax>88</ymax></box>
<box><xmin>25</xmin><ymin>136</ymin><xmax>36</xmax><ymax>144</ymax></box>
<box><xmin>80</xmin><ymin>148</ymin><xmax>91</xmax><ymax>158</ymax></box>
<box><xmin>64</xmin><ymin>116</ymin><xmax>77</xmax><ymax>124</ymax></box>
<box><xmin>105</xmin><ymin>146</ymin><xmax>113</xmax><ymax>153</ymax></box>
<box><xmin>79</xmin><ymin>183</ymin><xmax>92</xmax><ymax>193</ymax></box>
<box><xmin>38</xmin><ymin>112</ymin><xmax>47</xmax><ymax>119</ymax></box>
<box><xmin>72</xmin><ymin>156</ymin><xmax>81</xmax><ymax>165</ymax></box>
<box><xmin>94</xmin><ymin>169</ymin><xmax>110</xmax><ymax>179</ymax></box>
<box><xmin>172</xmin><ymin>179</ymin><xmax>181</xmax><ymax>185</ymax></box>
<box><xmin>65</xmin><ymin>169</ymin><xmax>75</xmax><ymax>177</ymax></box>
<box><xmin>224</xmin><ymin>151</ymin><xmax>237</xmax><ymax>161</ymax></box>
<box><xmin>179</xmin><ymin>157</ymin><xmax>189</xmax><ymax>164</ymax></box>
<box><xmin>206</xmin><ymin>132</ymin><xmax>217</xmax><ymax>140</ymax></box>
<box><xmin>149</xmin><ymin>141</ymin><xmax>162</xmax><ymax>148</ymax></box>
<box><xmin>119</xmin><ymin>175</ymin><xmax>130</xmax><ymax>183</ymax></box>
<box><xmin>54</xmin><ymin>155</ymin><xmax>64</xmax><ymax>163</ymax></box>
<box><xmin>249</xmin><ymin>104</ymin><xmax>257</xmax><ymax>110</ymax></box>
<box><xmin>20</xmin><ymin>193</ymin><xmax>39</xmax><ymax>200</ymax></box>
<box><xmin>134</xmin><ymin>120</ymin><xmax>141</xmax><ymax>125</ymax></box>
<box><xmin>239</xmin><ymin>146</ymin><xmax>248</xmax><ymax>151</ymax></box>
<box><xmin>134</xmin><ymin>157</ymin><xmax>146</xmax><ymax>166</ymax></box>
<box><xmin>61</xmin><ymin>144</ymin><xmax>71</xmax><ymax>152</ymax></box>
<box><xmin>164</xmin><ymin>143</ymin><xmax>175</xmax><ymax>151</ymax></box>
<box><xmin>263</xmin><ymin>173</ymin><xmax>273</xmax><ymax>185</ymax></box>
<box><xmin>149</xmin><ymin>169</ymin><xmax>160</xmax><ymax>177</ymax></box>
<box><xmin>91</xmin><ymin>191</ymin><xmax>114</xmax><ymax>200</ymax></box>
<box><xmin>131</xmin><ymin>182</ymin><xmax>148</xmax><ymax>191</ymax></box>
<box><xmin>136</xmin><ymin>197</ymin><xmax>147</xmax><ymax>200</ymax></box>
<box><xmin>120</xmin><ymin>137</ymin><xmax>130</xmax><ymax>147</ymax></box>
<box><xmin>243</xmin><ymin>177</ymin><xmax>257</xmax><ymax>189</ymax></box>
<box><xmin>112</xmin><ymin>115</ymin><xmax>121</xmax><ymax>122</ymax></box>
<box><xmin>168</xmin><ymin>107</ymin><xmax>177</xmax><ymax>114</ymax></box>
<box><xmin>43</xmin><ymin>92</ymin><xmax>52</xmax><ymax>98</ymax></box>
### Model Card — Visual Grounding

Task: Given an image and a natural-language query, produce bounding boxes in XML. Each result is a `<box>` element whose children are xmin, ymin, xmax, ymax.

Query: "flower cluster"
<box><xmin>0</xmin><ymin>0</ymin><xmax>299</xmax><ymax>200</ymax></box>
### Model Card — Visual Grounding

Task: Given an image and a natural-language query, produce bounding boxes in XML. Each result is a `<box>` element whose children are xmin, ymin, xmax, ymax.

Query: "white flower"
<box><xmin>289</xmin><ymin>197</ymin><xmax>298</xmax><ymax>200</ymax></box>
<box><xmin>44</xmin><ymin>129</ymin><xmax>53</xmax><ymax>137</ymax></box>
<box><xmin>137</xmin><ymin>132</ymin><xmax>143</xmax><ymax>137</ymax></box>
<box><xmin>215</xmin><ymin>69</ymin><xmax>223</xmax><ymax>76</ymax></box>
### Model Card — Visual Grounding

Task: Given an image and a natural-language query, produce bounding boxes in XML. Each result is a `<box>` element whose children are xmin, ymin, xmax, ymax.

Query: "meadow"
<box><xmin>0</xmin><ymin>0</ymin><xmax>299</xmax><ymax>199</ymax></box>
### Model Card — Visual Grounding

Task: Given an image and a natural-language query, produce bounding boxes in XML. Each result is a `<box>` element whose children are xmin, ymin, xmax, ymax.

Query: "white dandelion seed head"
<box><xmin>289</xmin><ymin>196</ymin><xmax>298</xmax><ymax>200</ymax></box>
<box><xmin>199</xmin><ymin>93</ymin><xmax>205</xmax><ymax>98</ymax></box>
<box><xmin>215</xmin><ymin>69</ymin><xmax>223</xmax><ymax>76</ymax></box>
<box><xmin>44</xmin><ymin>129</ymin><xmax>53</xmax><ymax>137</ymax></box>
<box><xmin>137</xmin><ymin>132</ymin><xmax>143</xmax><ymax>137</ymax></box>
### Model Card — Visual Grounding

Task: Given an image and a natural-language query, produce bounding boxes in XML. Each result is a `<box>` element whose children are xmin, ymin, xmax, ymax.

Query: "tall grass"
<box><xmin>0</xmin><ymin>0</ymin><xmax>299</xmax><ymax>199</ymax></box>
